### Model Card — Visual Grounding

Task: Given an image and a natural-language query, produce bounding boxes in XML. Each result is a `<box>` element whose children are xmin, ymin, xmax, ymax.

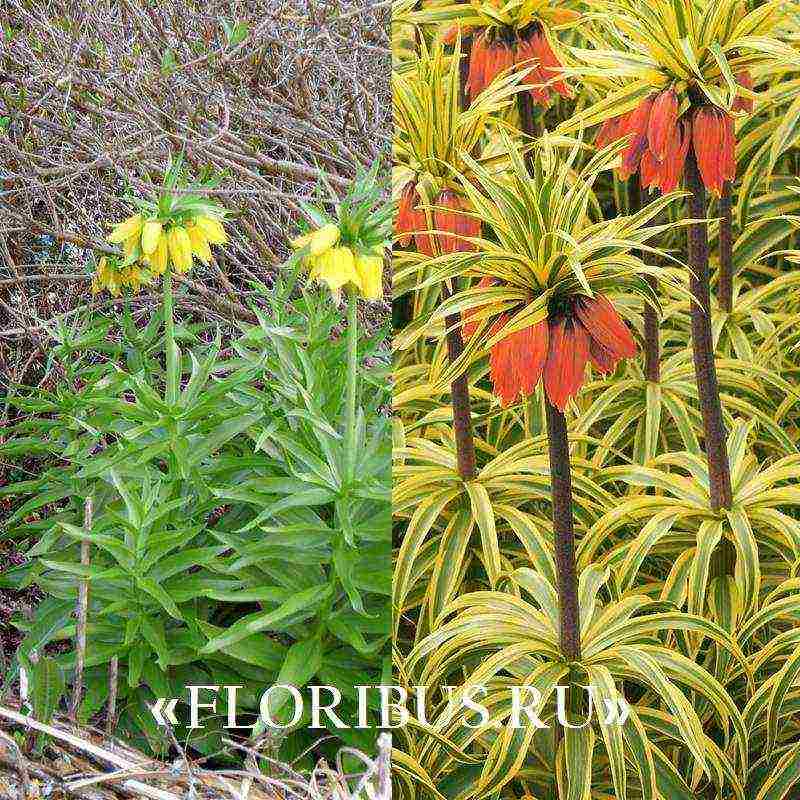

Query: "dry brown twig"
<box><xmin>0</xmin><ymin>0</ymin><xmax>389</xmax><ymax>373</ymax></box>
<box><xmin>0</xmin><ymin>705</ymin><xmax>390</xmax><ymax>800</ymax></box>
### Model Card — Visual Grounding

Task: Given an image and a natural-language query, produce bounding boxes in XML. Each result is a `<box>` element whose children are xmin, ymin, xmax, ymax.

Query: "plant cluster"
<box><xmin>0</xmin><ymin>166</ymin><xmax>392</xmax><ymax>766</ymax></box>
<box><xmin>393</xmin><ymin>1</ymin><xmax>800</xmax><ymax>798</ymax></box>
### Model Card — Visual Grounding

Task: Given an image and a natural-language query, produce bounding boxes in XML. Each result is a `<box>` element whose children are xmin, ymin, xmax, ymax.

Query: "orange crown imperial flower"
<box><xmin>692</xmin><ymin>105</ymin><xmax>735</xmax><ymax>196</ymax></box>
<box><xmin>466</xmin><ymin>24</ymin><xmax>570</xmax><ymax>106</ymax></box>
<box><xmin>597</xmin><ymin>85</ymin><xmax>741</xmax><ymax>197</ymax></box>
<box><xmin>396</xmin><ymin>182</ymin><xmax>480</xmax><ymax>256</ymax></box>
<box><xmin>464</xmin><ymin>286</ymin><xmax>637</xmax><ymax>411</ymax></box>
<box><xmin>434</xmin><ymin>189</ymin><xmax>481</xmax><ymax>254</ymax></box>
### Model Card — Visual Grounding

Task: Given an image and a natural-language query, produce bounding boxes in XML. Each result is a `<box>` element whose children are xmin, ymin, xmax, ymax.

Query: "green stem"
<box><xmin>163</xmin><ymin>267</ymin><xmax>179</xmax><ymax>405</ymax></box>
<box><xmin>344</xmin><ymin>286</ymin><xmax>359</xmax><ymax>485</ymax></box>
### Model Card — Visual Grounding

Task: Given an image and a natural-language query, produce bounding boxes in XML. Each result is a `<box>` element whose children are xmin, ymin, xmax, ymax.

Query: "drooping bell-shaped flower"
<box><xmin>396</xmin><ymin>181</ymin><xmax>435</xmax><ymax>256</ymax></box>
<box><xmin>397</xmin><ymin>184</ymin><xmax>480</xmax><ymax>256</ymax></box>
<box><xmin>465</xmin><ymin>291</ymin><xmax>637</xmax><ymax>410</ymax></box>
<box><xmin>467</xmin><ymin>31</ymin><xmax>515</xmax><ymax>101</ymax></box>
<box><xmin>515</xmin><ymin>25</ymin><xmax>572</xmax><ymax>106</ymax></box>
<box><xmin>434</xmin><ymin>189</ymin><xmax>481</xmax><ymax>254</ymax></box>
<box><xmin>619</xmin><ymin>95</ymin><xmax>655</xmax><ymax>179</ymax></box>
<box><xmin>598</xmin><ymin>86</ymin><xmax>736</xmax><ymax>197</ymax></box>
<box><xmin>646</xmin><ymin>87</ymin><xmax>679</xmax><ymax>161</ymax></box>
<box><xmin>692</xmin><ymin>106</ymin><xmax>735</xmax><ymax>196</ymax></box>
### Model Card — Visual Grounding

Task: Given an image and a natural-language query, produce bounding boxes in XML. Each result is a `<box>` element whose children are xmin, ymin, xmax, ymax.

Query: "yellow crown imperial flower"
<box><xmin>141</xmin><ymin>219</ymin><xmax>163</xmax><ymax>255</ymax></box>
<box><xmin>186</xmin><ymin>222</ymin><xmax>213</xmax><ymax>265</ymax></box>
<box><xmin>122</xmin><ymin>234</ymin><xmax>140</xmax><ymax>260</ymax></box>
<box><xmin>107</xmin><ymin>214</ymin><xmax>144</xmax><ymax>244</ymax></box>
<box><xmin>150</xmin><ymin>234</ymin><xmax>169</xmax><ymax>275</ymax></box>
<box><xmin>353</xmin><ymin>248</ymin><xmax>384</xmax><ymax>300</ymax></box>
<box><xmin>308</xmin><ymin>246</ymin><xmax>361</xmax><ymax>300</ymax></box>
<box><xmin>291</xmin><ymin>223</ymin><xmax>340</xmax><ymax>257</ymax></box>
<box><xmin>193</xmin><ymin>215</ymin><xmax>228</xmax><ymax>245</ymax></box>
<box><xmin>92</xmin><ymin>256</ymin><xmax>150</xmax><ymax>296</ymax></box>
<box><xmin>168</xmin><ymin>226</ymin><xmax>194</xmax><ymax>273</ymax></box>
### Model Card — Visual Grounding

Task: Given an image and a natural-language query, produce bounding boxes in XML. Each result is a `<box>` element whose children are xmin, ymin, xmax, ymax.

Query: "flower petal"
<box><xmin>692</xmin><ymin>107</ymin><xmax>734</xmax><ymax>197</ymax></box>
<box><xmin>655</xmin><ymin>118</ymin><xmax>689</xmax><ymax>193</ymax></box>
<box><xmin>489</xmin><ymin>318</ymin><xmax>549</xmax><ymax>406</ymax></box>
<box><xmin>647</xmin><ymin>87</ymin><xmax>678</xmax><ymax>162</ymax></box>
<box><xmin>620</xmin><ymin>96</ymin><xmax>655</xmax><ymax>179</ymax></box>
<box><xmin>544</xmin><ymin>318</ymin><xmax>589</xmax><ymax>412</ymax></box>
<box><xmin>574</xmin><ymin>294</ymin><xmax>637</xmax><ymax>359</ymax></box>
<box><xmin>434</xmin><ymin>189</ymin><xmax>480</xmax><ymax>254</ymax></box>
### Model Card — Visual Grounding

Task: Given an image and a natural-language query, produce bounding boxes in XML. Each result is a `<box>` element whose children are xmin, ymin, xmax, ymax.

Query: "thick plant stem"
<box><xmin>442</xmin><ymin>283</ymin><xmax>477</xmax><ymax>481</ymax></box>
<box><xmin>163</xmin><ymin>268</ymin><xmax>179</xmax><ymax>405</ymax></box>
<box><xmin>458</xmin><ymin>34</ymin><xmax>473</xmax><ymax>112</ymax></box>
<box><xmin>344</xmin><ymin>286</ymin><xmax>359</xmax><ymax>485</ymax></box>
<box><xmin>685</xmin><ymin>152</ymin><xmax>733</xmax><ymax>511</ymax></box>
<box><xmin>718</xmin><ymin>181</ymin><xmax>733</xmax><ymax>314</ymax></box>
<box><xmin>545</xmin><ymin>400</ymin><xmax>582</xmax><ymax>662</ymax></box>
<box><xmin>630</xmin><ymin>178</ymin><xmax>661</xmax><ymax>382</ymax></box>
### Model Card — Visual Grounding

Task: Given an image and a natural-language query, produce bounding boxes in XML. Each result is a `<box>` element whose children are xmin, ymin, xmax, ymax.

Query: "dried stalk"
<box><xmin>70</xmin><ymin>495</ymin><xmax>92</xmax><ymax>720</ymax></box>
<box><xmin>105</xmin><ymin>657</ymin><xmax>118</xmax><ymax>738</ymax></box>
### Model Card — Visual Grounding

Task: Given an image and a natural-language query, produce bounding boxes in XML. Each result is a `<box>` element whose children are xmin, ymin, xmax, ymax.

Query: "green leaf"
<box><xmin>200</xmin><ymin>585</ymin><xmax>332</xmax><ymax>653</ymax></box>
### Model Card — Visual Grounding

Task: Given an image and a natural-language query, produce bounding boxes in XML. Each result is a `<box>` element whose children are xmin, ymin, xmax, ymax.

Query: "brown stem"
<box><xmin>70</xmin><ymin>495</ymin><xmax>92</xmax><ymax>720</ymax></box>
<box><xmin>718</xmin><ymin>181</ymin><xmax>733</xmax><ymax>314</ymax></box>
<box><xmin>458</xmin><ymin>34</ymin><xmax>473</xmax><ymax>112</ymax></box>
<box><xmin>685</xmin><ymin>151</ymin><xmax>733</xmax><ymax>511</ymax></box>
<box><xmin>545</xmin><ymin>400</ymin><xmax>582</xmax><ymax>662</ymax></box>
<box><xmin>442</xmin><ymin>283</ymin><xmax>477</xmax><ymax>481</ymax></box>
<box><xmin>629</xmin><ymin>178</ymin><xmax>661</xmax><ymax>382</ymax></box>
<box><xmin>517</xmin><ymin>92</ymin><xmax>539</xmax><ymax>171</ymax></box>
<box><xmin>106</xmin><ymin>657</ymin><xmax>119</xmax><ymax>738</ymax></box>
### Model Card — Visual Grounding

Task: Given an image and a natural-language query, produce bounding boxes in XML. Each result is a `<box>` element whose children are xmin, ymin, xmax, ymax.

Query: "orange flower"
<box><xmin>640</xmin><ymin>118</ymin><xmax>689</xmax><ymax>194</ymax></box>
<box><xmin>692</xmin><ymin>106</ymin><xmax>735</xmax><ymax>197</ymax></box>
<box><xmin>490</xmin><ymin>317</ymin><xmax>549</xmax><ymax>405</ymax></box>
<box><xmin>467</xmin><ymin>32</ymin><xmax>514</xmax><ymax>100</ymax></box>
<box><xmin>619</xmin><ymin>95</ymin><xmax>655</xmax><ymax>179</ymax></box>
<box><xmin>595</xmin><ymin>115</ymin><xmax>624</xmax><ymax>149</ymax></box>
<box><xmin>434</xmin><ymin>189</ymin><xmax>481</xmax><ymax>254</ymax></box>
<box><xmin>465</xmin><ymin>292</ymin><xmax>637</xmax><ymax>410</ymax></box>
<box><xmin>647</xmin><ymin>87</ymin><xmax>678</xmax><ymax>161</ymax></box>
<box><xmin>396</xmin><ymin>182</ymin><xmax>419</xmax><ymax>247</ymax></box>
<box><xmin>515</xmin><ymin>25</ymin><xmax>571</xmax><ymax>106</ymax></box>
<box><xmin>732</xmin><ymin>70</ymin><xmax>754</xmax><ymax>113</ymax></box>
<box><xmin>397</xmin><ymin>184</ymin><xmax>480</xmax><ymax>256</ymax></box>
<box><xmin>396</xmin><ymin>181</ymin><xmax>436</xmax><ymax>255</ymax></box>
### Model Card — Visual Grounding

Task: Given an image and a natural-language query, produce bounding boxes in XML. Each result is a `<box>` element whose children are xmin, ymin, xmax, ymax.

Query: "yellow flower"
<box><xmin>186</xmin><ymin>223</ymin><xmax>212</xmax><ymax>264</ymax></box>
<box><xmin>193</xmin><ymin>215</ymin><xmax>227</xmax><ymax>245</ymax></box>
<box><xmin>92</xmin><ymin>256</ymin><xmax>149</xmax><ymax>296</ymax></box>
<box><xmin>122</xmin><ymin>234</ymin><xmax>140</xmax><ymax>260</ymax></box>
<box><xmin>107</xmin><ymin>214</ymin><xmax>144</xmax><ymax>244</ymax></box>
<box><xmin>291</xmin><ymin>223</ymin><xmax>340</xmax><ymax>256</ymax></box>
<box><xmin>308</xmin><ymin>246</ymin><xmax>360</xmax><ymax>299</ymax></box>
<box><xmin>353</xmin><ymin>248</ymin><xmax>384</xmax><ymax>300</ymax></box>
<box><xmin>141</xmin><ymin>219</ymin><xmax>163</xmax><ymax>255</ymax></box>
<box><xmin>168</xmin><ymin>226</ymin><xmax>193</xmax><ymax>273</ymax></box>
<box><xmin>150</xmin><ymin>234</ymin><xmax>169</xmax><ymax>275</ymax></box>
